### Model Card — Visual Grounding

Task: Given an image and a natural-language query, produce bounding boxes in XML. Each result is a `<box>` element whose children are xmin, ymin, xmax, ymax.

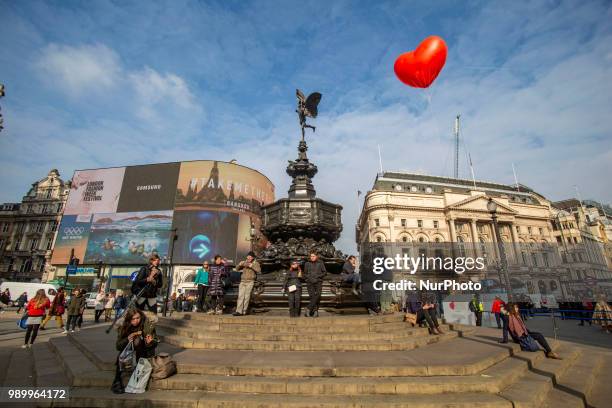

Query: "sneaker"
<box><xmin>70</xmin><ymin>329</ymin><xmax>75</xmax><ymax>333</ymax></box>
<box><xmin>546</xmin><ymin>352</ymin><xmax>562</xmax><ymax>360</ymax></box>
<box><xmin>21</xmin><ymin>344</ymin><xmax>28</xmax><ymax>349</ymax></box>
<box><xmin>61</xmin><ymin>330</ymin><xmax>68</xmax><ymax>334</ymax></box>
<box><xmin>232</xmin><ymin>312</ymin><xmax>242</xmax><ymax>316</ymax></box>
<box><xmin>39</xmin><ymin>326</ymin><xmax>46</xmax><ymax>330</ymax></box>
<box><xmin>351</xmin><ymin>288</ymin><xmax>359</xmax><ymax>296</ymax></box>
<box><xmin>76</xmin><ymin>327</ymin><xmax>80</xmax><ymax>332</ymax></box>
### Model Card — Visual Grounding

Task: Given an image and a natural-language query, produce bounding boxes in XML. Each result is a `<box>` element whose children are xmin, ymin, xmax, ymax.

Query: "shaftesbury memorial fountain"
<box><xmin>254</xmin><ymin>90</ymin><xmax>362</xmax><ymax>311</ymax></box>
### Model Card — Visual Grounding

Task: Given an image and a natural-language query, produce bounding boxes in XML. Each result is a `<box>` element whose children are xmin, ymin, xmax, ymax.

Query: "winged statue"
<box><xmin>296</xmin><ymin>89</ymin><xmax>322</xmax><ymax>141</ymax></box>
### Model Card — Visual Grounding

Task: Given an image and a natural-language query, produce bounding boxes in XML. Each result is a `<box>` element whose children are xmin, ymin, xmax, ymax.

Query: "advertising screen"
<box><xmin>117</xmin><ymin>162</ymin><xmax>180</xmax><ymax>212</ymax></box>
<box><xmin>53</xmin><ymin>161</ymin><xmax>274</xmax><ymax>265</ymax></box>
<box><xmin>50</xmin><ymin>214</ymin><xmax>93</xmax><ymax>264</ymax></box>
<box><xmin>175</xmin><ymin>160</ymin><xmax>275</xmax><ymax>215</ymax></box>
<box><xmin>64</xmin><ymin>167</ymin><xmax>125</xmax><ymax>215</ymax></box>
<box><xmin>84</xmin><ymin>210</ymin><xmax>174</xmax><ymax>264</ymax></box>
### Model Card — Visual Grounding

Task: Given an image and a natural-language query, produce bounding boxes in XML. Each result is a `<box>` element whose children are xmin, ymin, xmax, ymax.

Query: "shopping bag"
<box><xmin>17</xmin><ymin>313</ymin><xmax>28</xmax><ymax>330</ymax></box>
<box><xmin>404</xmin><ymin>312</ymin><xmax>417</xmax><ymax>326</ymax></box>
<box><xmin>519</xmin><ymin>335</ymin><xmax>540</xmax><ymax>352</ymax></box>
<box><xmin>118</xmin><ymin>341</ymin><xmax>136</xmax><ymax>371</ymax></box>
<box><xmin>288</xmin><ymin>285</ymin><xmax>297</xmax><ymax>293</ymax></box>
<box><xmin>150</xmin><ymin>352</ymin><xmax>177</xmax><ymax>380</ymax></box>
<box><xmin>125</xmin><ymin>357</ymin><xmax>153</xmax><ymax>394</ymax></box>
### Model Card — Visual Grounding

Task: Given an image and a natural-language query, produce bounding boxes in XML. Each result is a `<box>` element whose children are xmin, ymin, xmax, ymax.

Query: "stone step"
<box><xmin>32</xmin><ymin>341</ymin><xmax>71</xmax><ymax>388</ymax></box>
<box><xmin>499</xmin><ymin>344</ymin><xmax>581</xmax><ymax>408</ymax></box>
<box><xmin>160</xmin><ymin>331</ymin><xmax>458</xmax><ymax>351</ymax></box>
<box><xmin>588</xmin><ymin>352</ymin><xmax>612</xmax><ymax>408</ymax></box>
<box><xmin>173</xmin><ymin>341</ymin><xmax>513</xmax><ymax>377</ymax></box>
<box><xmin>177</xmin><ymin>313</ymin><xmax>406</xmax><ymax>326</ymax></box>
<box><xmin>58</xmin><ymin>388</ymin><xmax>513</xmax><ymax>408</ymax></box>
<box><xmin>157</xmin><ymin>321</ymin><xmax>444</xmax><ymax>341</ymax></box>
<box><xmin>552</xmin><ymin>347</ymin><xmax>606</xmax><ymax>406</ymax></box>
<box><xmin>48</xmin><ymin>335</ymin><xmax>115</xmax><ymax>387</ymax></box>
<box><xmin>541</xmin><ymin>388</ymin><xmax>585</xmax><ymax>408</ymax></box>
<box><xmin>164</xmin><ymin>319</ymin><xmax>423</xmax><ymax>335</ymax></box>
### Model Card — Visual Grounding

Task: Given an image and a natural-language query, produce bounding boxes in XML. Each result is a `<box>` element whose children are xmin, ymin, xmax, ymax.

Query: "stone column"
<box><xmin>470</xmin><ymin>219</ymin><xmax>482</xmax><ymax>258</ymax></box>
<box><xmin>388</xmin><ymin>212</ymin><xmax>395</xmax><ymax>243</ymax></box>
<box><xmin>448</xmin><ymin>218</ymin><xmax>457</xmax><ymax>242</ymax></box>
<box><xmin>510</xmin><ymin>223</ymin><xmax>521</xmax><ymax>264</ymax></box>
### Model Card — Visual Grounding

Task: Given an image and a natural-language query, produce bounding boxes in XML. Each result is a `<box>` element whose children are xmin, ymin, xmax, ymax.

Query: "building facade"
<box><xmin>0</xmin><ymin>169</ymin><xmax>70</xmax><ymax>282</ymax></box>
<box><xmin>356</xmin><ymin>172</ymin><xmax>612</xmax><ymax>300</ymax></box>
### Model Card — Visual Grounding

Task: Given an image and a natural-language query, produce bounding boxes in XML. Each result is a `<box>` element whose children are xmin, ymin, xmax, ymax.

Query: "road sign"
<box><xmin>67</xmin><ymin>264</ymin><xmax>78</xmax><ymax>275</ymax></box>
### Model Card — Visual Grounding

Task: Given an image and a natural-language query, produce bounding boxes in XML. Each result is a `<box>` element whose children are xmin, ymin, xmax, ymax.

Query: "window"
<box><xmin>46</xmin><ymin>238</ymin><xmax>53</xmax><ymax>250</ymax></box>
<box><xmin>36</xmin><ymin>222</ymin><xmax>44</xmax><ymax>233</ymax></box>
<box><xmin>26</xmin><ymin>205</ymin><xmax>33</xmax><ymax>214</ymax></box>
<box><xmin>16</xmin><ymin>223</ymin><xmax>25</xmax><ymax>233</ymax></box>
<box><xmin>538</xmin><ymin>227</ymin><xmax>543</xmax><ymax>235</ymax></box>
<box><xmin>410</xmin><ymin>186</ymin><xmax>418</xmax><ymax>192</ymax></box>
<box><xmin>14</xmin><ymin>238</ymin><xmax>21</xmax><ymax>250</ymax></box>
<box><xmin>433</xmin><ymin>220</ymin><xmax>439</xmax><ymax>228</ymax></box>
<box><xmin>522</xmin><ymin>252</ymin><xmax>528</xmax><ymax>265</ymax></box>
<box><xmin>542</xmin><ymin>253</ymin><xmax>549</xmax><ymax>267</ymax></box>
<box><xmin>400</xmin><ymin>219</ymin><xmax>406</xmax><ymax>227</ymax></box>
<box><xmin>50</xmin><ymin>221</ymin><xmax>58</xmax><ymax>232</ymax></box>
<box><xmin>402</xmin><ymin>236</ymin><xmax>408</xmax><ymax>242</ymax></box>
<box><xmin>417</xmin><ymin>220</ymin><xmax>423</xmax><ymax>228</ymax></box>
<box><xmin>56</xmin><ymin>203</ymin><xmax>63</xmax><ymax>213</ymax></box>
<box><xmin>516</xmin><ymin>226</ymin><xmax>521</xmax><ymax>233</ymax></box>
<box><xmin>376</xmin><ymin>236</ymin><xmax>382</xmax><ymax>242</ymax></box>
<box><xmin>29</xmin><ymin>238</ymin><xmax>39</xmax><ymax>251</ymax></box>
<box><xmin>434</xmin><ymin>237</ymin><xmax>441</xmax><ymax>243</ymax></box>
<box><xmin>527</xmin><ymin>227</ymin><xmax>532</xmax><ymax>234</ymax></box>
<box><xmin>374</xmin><ymin>218</ymin><xmax>380</xmax><ymax>227</ymax></box>
<box><xmin>418</xmin><ymin>236</ymin><xmax>425</xmax><ymax>243</ymax></box>
<box><xmin>425</xmin><ymin>186</ymin><xmax>432</xmax><ymax>193</ymax></box>
<box><xmin>1</xmin><ymin>223</ymin><xmax>8</xmax><ymax>232</ymax></box>
<box><xmin>42</xmin><ymin>204</ymin><xmax>49</xmax><ymax>213</ymax></box>
<box><xmin>45</xmin><ymin>189</ymin><xmax>52</xmax><ymax>199</ymax></box>
<box><xmin>531</xmin><ymin>253</ymin><xmax>538</xmax><ymax>266</ymax></box>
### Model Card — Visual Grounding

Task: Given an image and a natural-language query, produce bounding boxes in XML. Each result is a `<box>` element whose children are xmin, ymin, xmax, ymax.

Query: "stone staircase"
<box><xmin>7</xmin><ymin>313</ymin><xmax>611</xmax><ymax>407</ymax></box>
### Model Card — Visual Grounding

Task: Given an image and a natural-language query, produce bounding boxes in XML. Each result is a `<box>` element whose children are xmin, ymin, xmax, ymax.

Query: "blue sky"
<box><xmin>1</xmin><ymin>0</ymin><xmax>611</xmax><ymax>252</ymax></box>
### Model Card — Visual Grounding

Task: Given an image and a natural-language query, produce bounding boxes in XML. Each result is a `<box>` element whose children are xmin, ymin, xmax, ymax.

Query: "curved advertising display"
<box><xmin>51</xmin><ymin>160</ymin><xmax>274</xmax><ymax>265</ymax></box>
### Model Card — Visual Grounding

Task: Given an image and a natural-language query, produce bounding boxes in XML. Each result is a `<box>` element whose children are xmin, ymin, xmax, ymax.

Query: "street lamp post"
<box><xmin>487</xmin><ymin>198</ymin><xmax>513</xmax><ymax>301</ymax></box>
<box><xmin>162</xmin><ymin>229</ymin><xmax>178</xmax><ymax>317</ymax></box>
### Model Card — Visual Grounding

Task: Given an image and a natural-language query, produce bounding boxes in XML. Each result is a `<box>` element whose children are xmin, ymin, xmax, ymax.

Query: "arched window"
<box><xmin>376</xmin><ymin>236</ymin><xmax>382</xmax><ymax>242</ymax></box>
<box><xmin>418</xmin><ymin>237</ymin><xmax>425</xmax><ymax>243</ymax></box>
<box><xmin>402</xmin><ymin>236</ymin><xmax>408</xmax><ymax>242</ymax></box>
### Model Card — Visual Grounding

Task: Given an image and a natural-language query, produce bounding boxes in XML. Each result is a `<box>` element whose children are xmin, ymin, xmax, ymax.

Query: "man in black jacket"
<box><xmin>304</xmin><ymin>251</ymin><xmax>326</xmax><ymax>317</ymax></box>
<box><xmin>132</xmin><ymin>254</ymin><xmax>163</xmax><ymax>313</ymax></box>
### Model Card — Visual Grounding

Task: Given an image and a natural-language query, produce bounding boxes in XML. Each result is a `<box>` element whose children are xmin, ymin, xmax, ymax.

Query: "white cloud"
<box><xmin>36</xmin><ymin>43</ymin><xmax>121</xmax><ymax>96</ymax></box>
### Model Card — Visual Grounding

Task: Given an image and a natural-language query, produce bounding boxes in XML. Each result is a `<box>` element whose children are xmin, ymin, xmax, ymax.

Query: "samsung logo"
<box><xmin>136</xmin><ymin>185</ymin><xmax>162</xmax><ymax>191</ymax></box>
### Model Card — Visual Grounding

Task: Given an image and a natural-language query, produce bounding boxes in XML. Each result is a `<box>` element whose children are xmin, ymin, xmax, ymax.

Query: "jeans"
<box><xmin>494</xmin><ymin>312</ymin><xmax>502</xmax><ymax>328</ymax></box>
<box><xmin>235</xmin><ymin>281</ymin><xmax>255</xmax><ymax>315</ymax></box>
<box><xmin>197</xmin><ymin>285</ymin><xmax>209</xmax><ymax>312</ymax></box>
<box><xmin>307</xmin><ymin>281</ymin><xmax>323</xmax><ymax>315</ymax></box>
<box><xmin>527</xmin><ymin>330</ymin><xmax>552</xmax><ymax>353</ymax></box>
<box><xmin>501</xmin><ymin>314</ymin><xmax>509</xmax><ymax>342</ymax></box>
<box><xmin>95</xmin><ymin>309</ymin><xmax>104</xmax><ymax>322</ymax></box>
<box><xmin>418</xmin><ymin>309</ymin><xmax>439</xmax><ymax>330</ymax></box>
<box><xmin>25</xmin><ymin>324</ymin><xmax>40</xmax><ymax>344</ymax></box>
<box><xmin>287</xmin><ymin>287</ymin><xmax>302</xmax><ymax>317</ymax></box>
<box><xmin>66</xmin><ymin>314</ymin><xmax>79</xmax><ymax>331</ymax></box>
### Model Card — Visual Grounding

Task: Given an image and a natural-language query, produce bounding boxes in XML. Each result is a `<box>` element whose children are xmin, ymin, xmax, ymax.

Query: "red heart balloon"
<box><xmin>394</xmin><ymin>36</ymin><xmax>447</xmax><ymax>88</ymax></box>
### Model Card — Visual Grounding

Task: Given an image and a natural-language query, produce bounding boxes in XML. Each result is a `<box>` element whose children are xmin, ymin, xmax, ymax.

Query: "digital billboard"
<box><xmin>50</xmin><ymin>214</ymin><xmax>93</xmax><ymax>264</ymax></box>
<box><xmin>117</xmin><ymin>162</ymin><xmax>180</xmax><ymax>212</ymax></box>
<box><xmin>52</xmin><ymin>160</ymin><xmax>274</xmax><ymax>265</ymax></box>
<box><xmin>84</xmin><ymin>211</ymin><xmax>174</xmax><ymax>264</ymax></box>
<box><xmin>64</xmin><ymin>167</ymin><xmax>126</xmax><ymax>215</ymax></box>
<box><xmin>175</xmin><ymin>160</ymin><xmax>275</xmax><ymax>215</ymax></box>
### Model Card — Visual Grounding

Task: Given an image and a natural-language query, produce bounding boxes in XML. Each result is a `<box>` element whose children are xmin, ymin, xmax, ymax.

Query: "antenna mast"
<box><xmin>454</xmin><ymin>115</ymin><xmax>460</xmax><ymax>179</ymax></box>
<box><xmin>377</xmin><ymin>144</ymin><xmax>383</xmax><ymax>175</ymax></box>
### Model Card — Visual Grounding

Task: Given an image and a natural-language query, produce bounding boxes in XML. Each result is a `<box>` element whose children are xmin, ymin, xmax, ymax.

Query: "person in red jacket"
<box><xmin>22</xmin><ymin>289</ymin><xmax>50</xmax><ymax>349</ymax></box>
<box><xmin>491</xmin><ymin>296</ymin><xmax>504</xmax><ymax>329</ymax></box>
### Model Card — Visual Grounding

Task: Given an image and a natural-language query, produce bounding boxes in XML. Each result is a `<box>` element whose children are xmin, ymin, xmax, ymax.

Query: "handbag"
<box><xmin>150</xmin><ymin>353</ymin><xmax>177</xmax><ymax>380</ymax></box>
<box><xmin>118</xmin><ymin>341</ymin><xmax>136</xmax><ymax>371</ymax></box>
<box><xmin>125</xmin><ymin>358</ymin><xmax>153</xmax><ymax>394</ymax></box>
<box><xmin>404</xmin><ymin>312</ymin><xmax>417</xmax><ymax>326</ymax></box>
<box><xmin>17</xmin><ymin>312</ymin><xmax>29</xmax><ymax>330</ymax></box>
<box><xmin>519</xmin><ymin>334</ymin><xmax>540</xmax><ymax>352</ymax></box>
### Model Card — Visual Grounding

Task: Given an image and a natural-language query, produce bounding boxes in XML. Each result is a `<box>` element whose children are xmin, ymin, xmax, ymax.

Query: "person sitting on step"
<box><xmin>507</xmin><ymin>302</ymin><xmax>561</xmax><ymax>359</ymax></box>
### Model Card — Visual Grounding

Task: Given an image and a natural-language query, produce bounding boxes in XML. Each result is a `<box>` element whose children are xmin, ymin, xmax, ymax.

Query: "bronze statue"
<box><xmin>296</xmin><ymin>89</ymin><xmax>321</xmax><ymax>141</ymax></box>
